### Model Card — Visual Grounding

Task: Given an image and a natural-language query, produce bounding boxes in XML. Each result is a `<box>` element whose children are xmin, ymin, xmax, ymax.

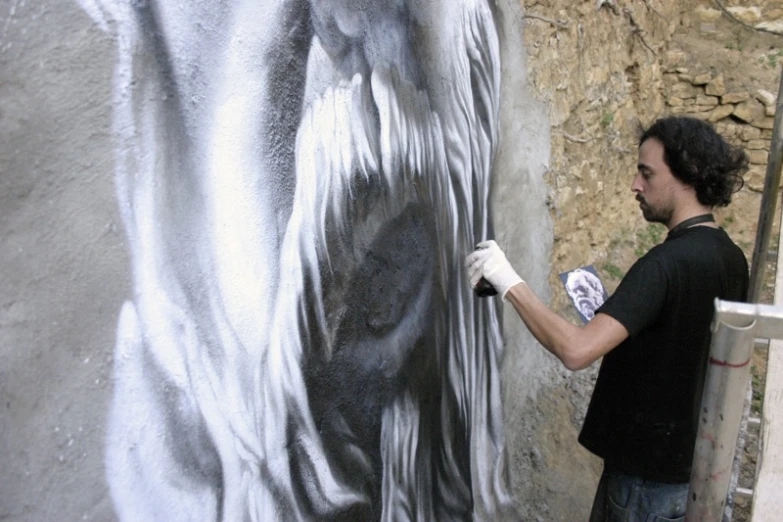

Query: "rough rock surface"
<box><xmin>508</xmin><ymin>1</ymin><xmax>782</xmax><ymax>519</ymax></box>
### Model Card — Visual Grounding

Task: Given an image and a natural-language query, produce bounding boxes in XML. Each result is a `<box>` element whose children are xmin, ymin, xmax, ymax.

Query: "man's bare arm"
<box><xmin>466</xmin><ymin>240</ymin><xmax>629</xmax><ymax>370</ymax></box>
<box><xmin>504</xmin><ymin>282</ymin><xmax>629</xmax><ymax>370</ymax></box>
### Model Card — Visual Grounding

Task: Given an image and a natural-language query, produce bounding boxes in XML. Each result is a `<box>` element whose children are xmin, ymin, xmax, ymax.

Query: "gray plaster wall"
<box><xmin>491</xmin><ymin>3</ymin><xmax>569</xmax><ymax>517</ymax></box>
<box><xmin>1</xmin><ymin>2</ymin><xmax>126</xmax><ymax>521</ymax></box>
<box><xmin>0</xmin><ymin>1</ymin><xmax>556</xmax><ymax>521</ymax></box>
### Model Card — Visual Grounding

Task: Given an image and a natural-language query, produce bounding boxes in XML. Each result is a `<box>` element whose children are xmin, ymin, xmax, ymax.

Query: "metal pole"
<box><xmin>687</xmin><ymin>300</ymin><xmax>757</xmax><ymax>522</ymax></box>
<box><xmin>748</xmin><ymin>69</ymin><xmax>783</xmax><ymax>303</ymax></box>
<box><xmin>722</xmin><ymin>380</ymin><xmax>752</xmax><ymax>522</ymax></box>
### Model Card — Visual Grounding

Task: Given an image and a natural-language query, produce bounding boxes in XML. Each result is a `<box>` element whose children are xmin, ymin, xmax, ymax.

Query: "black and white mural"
<box><xmin>76</xmin><ymin>0</ymin><xmax>517</xmax><ymax>519</ymax></box>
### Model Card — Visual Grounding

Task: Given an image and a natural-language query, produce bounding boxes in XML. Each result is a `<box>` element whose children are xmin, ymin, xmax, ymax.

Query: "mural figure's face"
<box><xmin>633</xmin><ymin>137</ymin><xmax>684</xmax><ymax>226</ymax></box>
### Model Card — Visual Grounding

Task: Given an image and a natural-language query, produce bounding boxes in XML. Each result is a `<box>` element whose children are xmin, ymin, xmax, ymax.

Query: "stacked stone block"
<box><xmin>664</xmin><ymin>50</ymin><xmax>777</xmax><ymax>191</ymax></box>
<box><xmin>690</xmin><ymin>2</ymin><xmax>783</xmax><ymax>33</ymax></box>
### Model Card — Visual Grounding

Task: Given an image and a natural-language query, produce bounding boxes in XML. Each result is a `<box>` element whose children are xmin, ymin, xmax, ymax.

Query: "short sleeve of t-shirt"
<box><xmin>597</xmin><ymin>254</ymin><xmax>668</xmax><ymax>337</ymax></box>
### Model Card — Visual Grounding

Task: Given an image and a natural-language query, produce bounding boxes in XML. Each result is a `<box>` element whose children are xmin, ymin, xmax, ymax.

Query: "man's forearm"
<box><xmin>504</xmin><ymin>282</ymin><xmax>584</xmax><ymax>369</ymax></box>
<box><xmin>465</xmin><ymin>240</ymin><xmax>628</xmax><ymax>369</ymax></box>
<box><xmin>503</xmin><ymin>282</ymin><xmax>628</xmax><ymax>371</ymax></box>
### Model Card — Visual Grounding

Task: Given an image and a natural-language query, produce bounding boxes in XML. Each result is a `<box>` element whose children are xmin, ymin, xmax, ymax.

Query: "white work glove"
<box><xmin>465</xmin><ymin>240</ymin><xmax>524</xmax><ymax>300</ymax></box>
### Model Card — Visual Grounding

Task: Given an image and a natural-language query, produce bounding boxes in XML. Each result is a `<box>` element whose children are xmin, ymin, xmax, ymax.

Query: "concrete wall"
<box><xmin>1</xmin><ymin>1</ymin><xmax>553</xmax><ymax>520</ymax></box>
<box><xmin>1</xmin><ymin>2</ymin><xmax>124</xmax><ymax>520</ymax></box>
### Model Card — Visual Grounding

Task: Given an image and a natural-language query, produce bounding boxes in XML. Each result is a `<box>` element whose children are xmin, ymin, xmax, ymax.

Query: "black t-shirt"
<box><xmin>578</xmin><ymin>225</ymin><xmax>749</xmax><ymax>483</ymax></box>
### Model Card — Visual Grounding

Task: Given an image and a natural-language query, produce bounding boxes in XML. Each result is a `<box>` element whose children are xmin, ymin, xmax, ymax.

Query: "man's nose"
<box><xmin>631</xmin><ymin>173</ymin><xmax>643</xmax><ymax>193</ymax></box>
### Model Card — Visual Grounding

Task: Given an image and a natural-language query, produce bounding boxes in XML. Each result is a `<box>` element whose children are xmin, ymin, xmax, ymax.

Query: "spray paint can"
<box><xmin>474</xmin><ymin>277</ymin><xmax>498</xmax><ymax>297</ymax></box>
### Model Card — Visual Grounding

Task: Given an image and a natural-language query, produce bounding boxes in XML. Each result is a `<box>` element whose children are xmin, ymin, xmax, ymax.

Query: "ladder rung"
<box><xmin>736</xmin><ymin>487</ymin><xmax>754</xmax><ymax>498</ymax></box>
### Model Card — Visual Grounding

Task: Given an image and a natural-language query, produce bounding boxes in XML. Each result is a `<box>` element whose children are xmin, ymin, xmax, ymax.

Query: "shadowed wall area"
<box><xmin>1</xmin><ymin>0</ymin><xmax>551</xmax><ymax>520</ymax></box>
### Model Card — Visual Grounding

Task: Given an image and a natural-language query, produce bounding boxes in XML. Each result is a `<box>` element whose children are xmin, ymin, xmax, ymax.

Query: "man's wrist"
<box><xmin>501</xmin><ymin>279</ymin><xmax>525</xmax><ymax>302</ymax></box>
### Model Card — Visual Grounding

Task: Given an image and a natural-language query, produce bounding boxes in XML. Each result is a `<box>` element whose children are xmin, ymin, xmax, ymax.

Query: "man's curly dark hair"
<box><xmin>640</xmin><ymin>116</ymin><xmax>749</xmax><ymax>207</ymax></box>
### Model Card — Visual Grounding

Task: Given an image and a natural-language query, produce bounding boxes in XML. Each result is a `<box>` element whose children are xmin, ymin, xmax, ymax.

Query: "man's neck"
<box><xmin>667</xmin><ymin>206</ymin><xmax>715</xmax><ymax>231</ymax></box>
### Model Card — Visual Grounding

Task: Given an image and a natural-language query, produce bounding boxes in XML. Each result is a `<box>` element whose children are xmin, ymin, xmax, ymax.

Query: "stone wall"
<box><xmin>664</xmin><ymin>53</ymin><xmax>776</xmax><ymax>193</ymax></box>
<box><xmin>691</xmin><ymin>1</ymin><xmax>783</xmax><ymax>33</ymax></box>
<box><xmin>505</xmin><ymin>2</ymin><xmax>685</xmax><ymax>518</ymax></box>
<box><xmin>522</xmin><ymin>0</ymin><xmax>678</xmax><ymax>298</ymax></box>
<box><xmin>507</xmin><ymin>1</ymin><xmax>782</xmax><ymax>519</ymax></box>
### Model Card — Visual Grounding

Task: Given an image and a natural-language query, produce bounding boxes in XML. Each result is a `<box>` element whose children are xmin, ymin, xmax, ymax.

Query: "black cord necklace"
<box><xmin>667</xmin><ymin>213</ymin><xmax>715</xmax><ymax>237</ymax></box>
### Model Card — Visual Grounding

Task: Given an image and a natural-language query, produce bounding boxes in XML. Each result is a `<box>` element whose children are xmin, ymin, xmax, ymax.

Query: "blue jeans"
<box><xmin>589</xmin><ymin>469</ymin><xmax>688</xmax><ymax>522</ymax></box>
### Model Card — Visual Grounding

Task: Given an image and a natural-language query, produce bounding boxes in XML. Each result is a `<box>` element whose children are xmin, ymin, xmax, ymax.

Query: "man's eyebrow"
<box><xmin>637</xmin><ymin>162</ymin><xmax>651</xmax><ymax>171</ymax></box>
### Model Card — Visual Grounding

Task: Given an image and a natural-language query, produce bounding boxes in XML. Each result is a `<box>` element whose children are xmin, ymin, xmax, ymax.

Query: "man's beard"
<box><xmin>638</xmin><ymin>195</ymin><xmax>673</xmax><ymax>225</ymax></box>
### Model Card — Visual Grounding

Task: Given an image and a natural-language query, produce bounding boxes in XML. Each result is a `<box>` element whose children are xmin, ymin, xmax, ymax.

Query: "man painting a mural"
<box><xmin>77</xmin><ymin>0</ymin><xmax>525</xmax><ymax>520</ymax></box>
<box><xmin>467</xmin><ymin>116</ymin><xmax>749</xmax><ymax>521</ymax></box>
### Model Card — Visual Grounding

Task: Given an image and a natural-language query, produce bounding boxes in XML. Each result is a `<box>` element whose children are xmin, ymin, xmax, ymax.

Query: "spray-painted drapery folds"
<box><xmin>78</xmin><ymin>0</ymin><xmax>516</xmax><ymax>519</ymax></box>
